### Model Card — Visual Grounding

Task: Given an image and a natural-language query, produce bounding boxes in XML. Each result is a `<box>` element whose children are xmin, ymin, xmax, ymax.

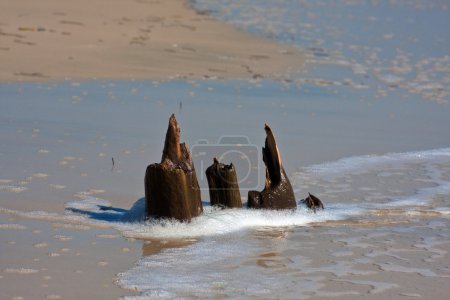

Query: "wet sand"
<box><xmin>0</xmin><ymin>0</ymin><xmax>303</xmax><ymax>82</ymax></box>
<box><xmin>1</xmin><ymin>0</ymin><xmax>450</xmax><ymax>299</ymax></box>
<box><xmin>1</xmin><ymin>79</ymin><xmax>450</xmax><ymax>299</ymax></box>
<box><xmin>0</xmin><ymin>1</ymin><xmax>303</xmax><ymax>298</ymax></box>
<box><xmin>0</xmin><ymin>212</ymin><xmax>141</xmax><ymax>300</ymax></box>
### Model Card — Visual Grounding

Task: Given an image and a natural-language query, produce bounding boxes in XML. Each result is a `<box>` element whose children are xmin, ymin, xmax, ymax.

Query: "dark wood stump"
<box><xmin>248</xmin><ymin>124</ymin><xmax>297</xmax><ymax>209</ymax></box>
<box><xmin>303</xmin><ymin>193</ymin><xmax>325</xmax><ymax>212</ymax></box>
<box><xmin>206</xmin><ymin>158</ymin><xmax>242</xmax><ymax>208</ymax></box>
<box><xmin>144</xmin><ymin>114</ymin><xmax>203</xmax><ymax>221</ymax></box>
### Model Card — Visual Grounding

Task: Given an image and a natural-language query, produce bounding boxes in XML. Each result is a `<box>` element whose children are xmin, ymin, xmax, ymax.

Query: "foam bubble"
<box><xmin>52</xmin><ymin>235</ymin><xmax>73</xmax><ymax>241</ymax></box>
<box><xmin>1</xmin><ymin>147</ymin><xmax>448</xmax><ymax>242</ymax></box>
<box><xmin>32</xmin><ymin>173</ymin><xmax>49</xmax><ymax>179</ymax></box>
<box><xmin>118</xmin><ymin>203</ymin><xmax>362</xmax><ymax>239</ymax></box>
<box><xmin>300</xmin><ymin>148</ymin><xmax>450</xmax><ymax>179</ymax></box>
<box><xmin>33</xmin><ymin>243</ymin><xmax>48</xmax><ymax>248</ymax></box>
<box><xmin>117</xmin><ymin>238</ymin><xmax>325</xmax><ymax>299</ymax></box>
<box><xmin>3</xmin><ymin>268</ymin><xmax>39</xmax><ymax>274</ymax></box>
<box><xmin>64</xmin><ymin>194</ymin><xmax>362</xmax><ymax>239</ymax></box>
<box><xmin>49</xmin><ymin>184</ymin><xmax>66</xmax><ymax>190</ymax></box>
<box><xmin>0</xmin><ymin>185</ymin><xmax>28</xmax><ymax>193</ymax></box>
<box><xmin>292</xmin><ymin>148</ymin><xmax>450</xmax><ymax>211</ymax></box>
<box><xmin>0</xmin><ymin>223</ymin><xmax>27</xmax><ymax>230</ymax></box>
<box><xmin>1</xmin><ymin>147</ymin><xmax>449</xmax><ymax>299</ymax></box>
<box><xmin>51</xmin><ymin>223</ymin><xmax>90</xmax><ymax>231</ymax></box>
<box><xmin>66</xmin><ymin>195</ymin><xmax>112</xmax><ymax>212</ymax></box>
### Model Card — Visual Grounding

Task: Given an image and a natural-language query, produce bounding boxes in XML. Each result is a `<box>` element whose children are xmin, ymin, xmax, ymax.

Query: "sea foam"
<box><xmin>117</xmin><ymin>203</ymin><xmax>362</xmax><ymax>239</ymax></box>
<box><xmin>1</xmin><ymin>148</ymin><xmax>449</xmax><ymax>240</ymax></box>
<box><xmin>67</xmin><ymin>148</ymin><xmax>450</xmax><ymax>239</ymax></box>
<box><xmin>301</xmin><ymin>147</ymin><xmax>450</xmax><ymax>179</ymax></box>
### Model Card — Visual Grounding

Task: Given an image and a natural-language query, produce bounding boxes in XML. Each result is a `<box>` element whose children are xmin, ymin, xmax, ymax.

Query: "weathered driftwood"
<box><xmin>248</xmin><ymin>124</ymin><xmax>297</xmax><ymax>209</ymax></box>
<box><xmin>304</xmin><ymin>193</ymin><xmax>324</xmax><ymax>212</ymax></box>
<box><xmin>144</xmin><ymin>114</ymin><xmax>203</xmax><ymax>221</ymax></box>
<box><xmin>206</xmin><ymin>158</ymin><xmax>242</xmax><ymax>208</ymax></box>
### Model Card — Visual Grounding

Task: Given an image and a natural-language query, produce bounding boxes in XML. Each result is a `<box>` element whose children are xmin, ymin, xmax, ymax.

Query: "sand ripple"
<box><xmin>0</xmin><ymin>223</ymin><xmax>27</xmax><ymax>230</ymax></box>
<box><xmin>3</xmin><ymin>268</ymin><xmax>39</xmax><ymax>274</ymax></box>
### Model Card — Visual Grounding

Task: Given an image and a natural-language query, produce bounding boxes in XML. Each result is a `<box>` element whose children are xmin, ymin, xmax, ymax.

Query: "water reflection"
<box><xmin>141</xmin><ymin>238</ymin><xmax>197</xmax><ymax>256</ymax></box>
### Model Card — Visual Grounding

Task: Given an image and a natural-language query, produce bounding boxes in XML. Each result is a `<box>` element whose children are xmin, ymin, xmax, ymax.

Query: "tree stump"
<box><xmin>144</xmin><ymin>114</ymin><xmax>203</xmax><ymax>221</ymax></box>
<box><xmin>206</xmin><ymin>158</ymin><xmax>242</xmax><ymax>208</ymax></box>
<box><xmin>304</xmin><ymin>193</ymin><xmax>324</xmax><ymax>212</ymax></box>
<box><xmin>248</xmin><ymin>123</ymin><xmax>297</xmax><ymax>209</ymax></box>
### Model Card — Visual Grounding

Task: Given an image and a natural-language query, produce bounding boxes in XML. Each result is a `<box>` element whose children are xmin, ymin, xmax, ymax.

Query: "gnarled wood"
<box><xmin>206</xmin><ymin>158</ymin><xmax>242</xmax><ymax>208</ymax></box>
<box><xmin>248</xmin><ymin>124</ymin><xmax>297</xmax><ymax>209</ymax></box>
<box><xmin>145</xmin><ymin>114</ymin><xmax>203</xmax><ymax>221</ymax></box>
<box><xmin>304</xmin><ymin>193</ymin><xmax>324</xmax><ymax>212</ymax></box>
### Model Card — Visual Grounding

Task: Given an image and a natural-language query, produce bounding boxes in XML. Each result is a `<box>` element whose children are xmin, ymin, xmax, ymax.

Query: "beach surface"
<box><xmin>0</xmin><ymin>0</ymin><xmax>303</xmax><ymax>82</ymax></box>
<box><xmin>1</xmin><ymin>1</ymin><xmax>450</xmax><ymax>300</ymax></box>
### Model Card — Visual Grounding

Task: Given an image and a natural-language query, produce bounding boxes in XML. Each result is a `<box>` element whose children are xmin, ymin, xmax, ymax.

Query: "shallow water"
<box><xmin>1</xmin><ymin>79</ymin><xmax>449</xmax><ymax>298</ymax></box>
<box><xmin>82</xmin><ymin>148</ymin><xmax>450</xmax><ymax>299</ymax></box>
<box><xmin>194</xmin><ymin>0</ymin><xmax>450</xmax><ymax>105</ymax></box>
<box><xmin>1</xmin><ymin>79</ymin><xmax>449</xmax><ymax>211</ymax></box>
<box><xmin>2</xmin><ymin>1</ymin><xmax>450</xmax><ymax>299</ymax></box>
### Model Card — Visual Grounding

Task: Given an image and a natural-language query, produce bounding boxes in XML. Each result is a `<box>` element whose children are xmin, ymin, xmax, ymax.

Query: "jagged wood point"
<box><xmin>144</xmin><ymin>114</ymin><xmax>203</xmax><ymax>222</ymax></box>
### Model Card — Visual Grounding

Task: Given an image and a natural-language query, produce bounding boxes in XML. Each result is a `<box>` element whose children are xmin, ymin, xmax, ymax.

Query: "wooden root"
<box><xmin>248</xmin><ymin>124</ymin><xmax>297</xmax><ymax>209</ymax></box>
<box><xmin>206</xmin><ymin>158</ymin><xmax>242</xmax><ymax>208</ymax></box>
<box><xmin>304</xmin><ymin>193</ymin><xmax>325</xmax><ymax>212</ymax></box>
<box><xmin>144</xmin><ymin>114</ymin><xmax>203</xmax><ymax>221</ymax></box>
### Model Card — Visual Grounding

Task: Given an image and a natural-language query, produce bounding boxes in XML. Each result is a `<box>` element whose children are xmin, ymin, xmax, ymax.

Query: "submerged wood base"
<box><xmin>303</xmin><ymin>193</ymin><xmax>325</xmax><ymax>212</ymax></box>
<box><xmin>144</xmin><ymin>114</ymin><xmax>202</xmax><ymax>221</ymax></box>
<box><xmin>248</xmin><ymin>124</ymin><xmax>297</xmax><ymax>210</ymax></box>
<box><xmin>206</xmin><ymin>158</ymin><xmax>242</xmax><ymax>208</ymax></box>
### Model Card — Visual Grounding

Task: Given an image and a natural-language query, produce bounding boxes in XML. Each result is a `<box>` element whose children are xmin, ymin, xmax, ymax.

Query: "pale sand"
<box><xmin>0</xmin><ymin>0</ymin><xmax>304</xmax><ymax>82</ymax></box>
<box><xmin>0</xmin><ymin>213</ymin><xmax>141</xmax><ymax>300</ymax></box>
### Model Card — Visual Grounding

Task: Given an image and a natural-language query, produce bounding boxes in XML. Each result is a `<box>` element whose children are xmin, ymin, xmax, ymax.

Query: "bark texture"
<box><xmin>304</xmin><ymin>193</ymin><xmax>324</xmax><ymax>212</ymax></box>
<box><xmin>145</xmin><ymin>114</ymin><xmax>203</xmax><ymax>221</ymax></box>
<box><xmin>206</xmin><ymin>158</ymin><xmax>242</xmax><ymax>208</ymax></box>
<box><xmin>248</xmin><ymin>124</ymin><xmax>297</xmax><ymax>209</ymax></box>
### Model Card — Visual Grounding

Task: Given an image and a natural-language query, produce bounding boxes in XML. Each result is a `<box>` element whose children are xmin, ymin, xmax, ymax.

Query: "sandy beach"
<box><xmin>0</xmin><ymin>0</ymin><xmax>303</xmax><ymax>82</ymax></box>
<box><xmin>1</xmin><ymin>0</ymin><xmax>450</xmax><ymax>300</ymax></box>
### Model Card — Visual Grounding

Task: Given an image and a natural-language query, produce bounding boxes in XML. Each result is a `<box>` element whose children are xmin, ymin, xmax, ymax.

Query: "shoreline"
<box><xmin>0</xmin><ymin>0</ymin><xmax>304</xmax><ymax>83</ymax></box>
<box><xmin>2</xmin><ymin>1</ymin><xmax>450</xmax><ymax>299</ymax></box>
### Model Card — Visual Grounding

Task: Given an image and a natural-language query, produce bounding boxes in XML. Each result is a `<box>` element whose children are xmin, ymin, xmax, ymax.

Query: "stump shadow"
<box><xmin>66</xmin><ymin>197</ymin><xmax>147</xmax><ymax>223</ymax></box>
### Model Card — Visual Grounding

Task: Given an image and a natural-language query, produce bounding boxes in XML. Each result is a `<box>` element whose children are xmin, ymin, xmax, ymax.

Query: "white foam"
<box><xmin>118</xmin><ymin>203</ymin><xmax>362</xmax><ymax>239</ymax></box>
<box><xmin>0</xmin><ymin>185</ymin><xmax>28</xmax><ymax>193</ymax></box>
<box><xmin>301</xmin><ymin>148</ymin><xmax>450</xmax><ymax>179</ymax></box>
<box><xmin>117</xmin><ymin>238</ymin><xmax>327</xmax><ymax>299</ymax></box>
<box><xmin>70</xmin><ymin>150</ymin><xmax>450</xmax><ymax>240</ymax></box>
<box><xmin>2</xmin><ymin>196</ymin><xmax>359</xmax><ymax>241</ymax></box>
<box><xmin>2</xmin><ymin>147</ymin><xmax>448</xmax><ymax>241</ymax></box>
<box><xmin>65</xmin><ymin>195</ymin><xmax>362</xmax><ymax>239</ymax></box>
<box><xmin>432</xmin><ymin>207</ymin><xmax>450</xmax><ymax>215</ymax></box>
<box><xmin>3</xmin><ymin>268</ymin><xmax>39</xmax><ymax>275</ymax></box>
<box><xmin>0</xmin><ymin>206</ymin><xmax>110</xmax><ymax>230</ymax></box>
<box><xmin>292</xmin><ymin>147</ymin><xmax>450</xmax><ymax>210</ymax></box>
<box><xmin>1</xmin><ymin>147</ymin><xmax>449</xmax><ymax>299</ymax></box>
<box><xmin>66</xmin><ymin>195</ymin><xmax>112</xmax><ymax>212</ymax></box>
<box><xmin>61</xmin><ymin>190</ymin><xmax>361</xmax><ymax>240</ymax></box>
<box><xmin>52</xmin><ymin>235</ymin><xmax>73</xmax><ymax>241</ymax></box>
<box><xmin>32</xmin><ymin>173</ymin><xmax>49</xmax><ymax>179</ymax></box>
<box><xmin>0</xmin><ymin>223</ymin><xmax>27</xmax><ymax>230</ymax></box>
<box><xmin>377</xmin><ymin>73</ymin><xmax>403</xmax><ymax>84</ymax></box>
